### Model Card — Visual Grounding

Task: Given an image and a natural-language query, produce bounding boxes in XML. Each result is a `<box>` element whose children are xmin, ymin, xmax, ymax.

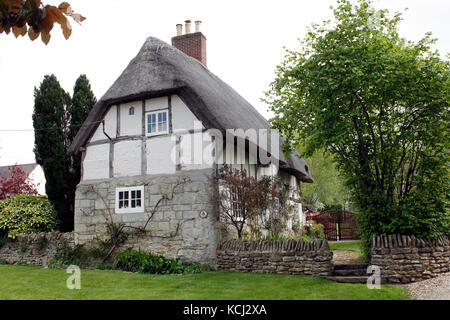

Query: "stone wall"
<box><xmin>74</xmin><ymin>169</ymin><xmax>219</xmax><ymax>265</ymax></box>
<box><xmin>371</xmin><ymin>234</ymin><xmax>450</xmax><ymax>283</ymax></box>
<box><xmin>216</xmin><ymin>239</ymin><xmax>333</xmax><ymax>277</ymax></box>
<box><xmin>0</xmin><ymin>232</ymin><xmax>74</xmax><ymax>266</ymax></box>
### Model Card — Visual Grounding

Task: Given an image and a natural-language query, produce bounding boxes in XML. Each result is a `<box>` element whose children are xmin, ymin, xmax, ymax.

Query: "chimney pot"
<box><xmin>195</xmin><ymin>20</ymin><xmax>202</xmax><ymax>33</ymax></box>
<box><xmin>176</xmin><ymin>24</ymin><xmax>183</xmax><ymax>36</ymax></box>
<box><xmin>185</xmin><ymin>20</ymin><xmax>192</xmax><ymax>34</ymax></box>
<box><xmin>172</xmin><ymin>20</ymin><xmax>207</xmax><ymax>66</ymax></box>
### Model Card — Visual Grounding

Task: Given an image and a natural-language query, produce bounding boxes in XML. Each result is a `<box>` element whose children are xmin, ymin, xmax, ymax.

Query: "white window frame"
<box><xmin>230</xmin><ymin>185</ymin><xmax>244</xmax><ymax>221</ymax></box>
<box><xmin>146</xmin><ymin>109</ymin><xmax>169</xmax><ymax>136</ymax></box>
<box><xmin>115</xmin><ymin>186</ymin><xmax>145</xmax><ymax>214</ymax></box>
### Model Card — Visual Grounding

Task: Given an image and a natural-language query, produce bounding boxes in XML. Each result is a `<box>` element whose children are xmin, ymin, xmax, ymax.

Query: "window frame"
<box><xmin>115</xmin><ymin>186</ymin><xmax>145</xmax><ymax>214</ymax></box>
<box><xmin>145</xmin><ymin>109</ymin><xmax>169</xmax><ymax>137</ymax></box>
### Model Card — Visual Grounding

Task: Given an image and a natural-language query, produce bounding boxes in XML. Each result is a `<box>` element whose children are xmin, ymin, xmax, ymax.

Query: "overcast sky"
<box><xmin>0</xmin><ymin>0</ymin><xmax>448</xmax><ymax>166</ymax></box>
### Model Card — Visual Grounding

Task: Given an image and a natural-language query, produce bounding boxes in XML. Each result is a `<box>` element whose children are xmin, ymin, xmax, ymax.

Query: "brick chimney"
<box><xmin>171</xmin><ymin>20</ymin><xmax>207</xmax><ymax>66</ymax></box>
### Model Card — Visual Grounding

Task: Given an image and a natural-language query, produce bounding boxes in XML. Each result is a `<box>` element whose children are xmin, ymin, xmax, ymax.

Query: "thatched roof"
<box><xmin>69</xmin><ymin>37</ymin><xmax>313</xmax><ymax>183</ymax></box>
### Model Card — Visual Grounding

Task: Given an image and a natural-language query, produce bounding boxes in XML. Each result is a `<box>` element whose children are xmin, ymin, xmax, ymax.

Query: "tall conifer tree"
<box><xmin>33</xmin><ymin>74</ymin><xmax>96</xmax><ymax>231</ymax></box>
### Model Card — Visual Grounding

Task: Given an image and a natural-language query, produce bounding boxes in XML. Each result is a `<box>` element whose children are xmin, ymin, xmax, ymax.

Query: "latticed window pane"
<box><xmin>116</xmin><ymin>186</ymin><xmax>144</xmax><ymax>213</ymax></box>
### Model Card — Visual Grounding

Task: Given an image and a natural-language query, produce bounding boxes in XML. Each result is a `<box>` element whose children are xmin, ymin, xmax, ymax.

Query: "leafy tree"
<box><xmin>265</xmin><ymin>0</ymin><xmax>449</xmax><ymax>258</ymax></box>
<box><xmin>0</xmin><ymin>0</ymin><xmax>85</xmax><ymax>45</ymax></box>
<box><xmin>0</xmin><ymin>165</ymin><xmax>39</xmax><ymax>200</ymax></box>
<box><xmin>219</xmin><ymin>167</ymin><xmax>263</xmax><ymax>239</ymax></box>
<box><xmin>299</xmin><ymin>148</ymin><xmax>349</xmax><ymax>212</ymax></box>
<box><xmin>218</xmin><ymin>167</ymin><xmax>297</xmax><ymax>239</ymax></box>
<box><xmin>33</xmin><ymin>74</ymin><xmax>96</xmax><ymax>232</ymax></box>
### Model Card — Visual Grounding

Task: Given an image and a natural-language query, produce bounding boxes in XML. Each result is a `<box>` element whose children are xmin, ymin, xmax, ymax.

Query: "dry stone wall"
<box><xmin>217</xmin><ymin>239</ymin><xmax>333</xmax><ymax>277</ymax></box>
<box><xmin>0</xmin><ymin>232</ymin><xmax>74</xmax><ymax>266</ymax></box>
<box><xmin>371</xmin><ymin>234</ymin><xmax>450</xmax><ymax>283</ymax></box>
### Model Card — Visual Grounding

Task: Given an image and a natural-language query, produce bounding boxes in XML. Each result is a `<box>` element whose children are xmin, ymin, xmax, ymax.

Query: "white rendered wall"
<box><xmin>179</xmin><ymin>132</ymin><xmax>214</xmax><ymax>171</ymax></box>
<box><xmin>171</xmin><ymin>95</ymin><xmax>201</xmax><ymax>132</ymax></box>
<box><xmin>90</xmin><ymin>105</ymin><xmax>117</xmax><ymax>142</ymax></box>
<box><xmin>120</xmin><ymin>101</ymin><xmax>142</xmax><ymax>136</ymax></box>
<box><xmin>145</xmin><ymin>96</ymin><xmax>168</xmax><ymax>112</ymax></box>
<box><xmin>146</xmin><ymin>136</ymin><xmax>176</xmax><ymax>175</ymax></box>
<box><xmin>30</xmin><ymin>165</ymin><xmax>46</xmax><ymax>195</ymax></box>
<box><xmin>113</xmin><ymin>140</ymin><xmax>142</xmax><ymax>177</ymax></box>
<box><xmin>83</xmin><ymin>144</ymin><xmax>110</xmax><ymax>180</ymax></box>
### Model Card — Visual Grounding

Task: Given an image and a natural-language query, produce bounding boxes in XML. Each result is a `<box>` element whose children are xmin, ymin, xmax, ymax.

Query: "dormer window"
<box><xmin>146</xmin><ymin>109</ymin><xmax>168</xmax><ymax>136</ymax></box>
<box><xmin>129</xmin><ymin>106</ymin><xmax>135</xmax><ymax>115</ymax></box>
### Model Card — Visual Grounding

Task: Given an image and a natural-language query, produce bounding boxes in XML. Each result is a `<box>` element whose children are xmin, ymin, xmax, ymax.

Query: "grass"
<box><xmin>328</xmin><ymin>240</ymin><xmax>362</xmax><ymax>254</ymax></box>
<box><xmin>0</xmin><ymin>265</ymin><xmax>407</xmax><ymax>300</ymax></box>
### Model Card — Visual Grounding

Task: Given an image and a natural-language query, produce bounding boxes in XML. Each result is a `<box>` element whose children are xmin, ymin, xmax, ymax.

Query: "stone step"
<box><xmin>333</xmin><ymin>263</ymin><xmax>369</xmax><ymax>270</ymax></box>
<box><xmin>325</xmin><ymin>276</ymin><xmax>369</xmax><ymax>284</ymax></box>
<box><xmin>333</xmin><ymin>268</ymin><xmax>367</xmax><ymax>277</ymax></box>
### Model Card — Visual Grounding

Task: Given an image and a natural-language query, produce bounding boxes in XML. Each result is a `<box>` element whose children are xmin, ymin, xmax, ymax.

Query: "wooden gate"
<box><xmin>306</xmin><ymin>210</ymin><xmax>359</xmax><ymax>241</ymax></box>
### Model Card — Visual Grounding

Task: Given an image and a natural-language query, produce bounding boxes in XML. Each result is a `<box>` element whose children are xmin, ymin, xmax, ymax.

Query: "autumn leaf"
<box><xmin>45</xmin><ymin>5</ymin><xmax>72</xmax><ymax>40</ymax></box>
<box><xmin>41</xmin><ymin>28</ymin><xmax>50</xmax><ymax>45</ymax></box>
<box><xmin>12</xmin><ymin>26</ymin><xmax>24</xmax><ymax>38</ymax></box>
<box><xmin>2</xmin><ymin>1</ymin><xmax>85</xmax><ymax>44</ymax></box>
<box><xmin>70</xmin><ymin>13</ymin><xmax>86</xmax><ymax>25</ymax></box>
<box><xmin>58</xmin><ymin>1</ymin><xmax>72</xmax><ymax>14</ymax></box>
<box><xmin>12</xmin><ymin>23</ymin><xmax>28</xmax><ymax>38</ymax></box>
<box><xmin>28</xmin><ymin>26</ymin><xmax>40</xmax><ymax>41</ymax></box>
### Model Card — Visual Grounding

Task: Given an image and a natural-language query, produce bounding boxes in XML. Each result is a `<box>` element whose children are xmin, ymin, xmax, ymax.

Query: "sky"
<box><xmin>0</xmin><ymin>0</ymin><xmax>448</xmax><ymax>166</ymax></box>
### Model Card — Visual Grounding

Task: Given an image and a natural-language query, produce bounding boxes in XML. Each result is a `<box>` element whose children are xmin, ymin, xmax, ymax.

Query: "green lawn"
<box><xmin>0</xmin><ymin>265</ymin><xmax>407</xmax><ymax>300</ymax></box>
<box><xmin>328</xmin><ymin>240</ymin><xmax>362</xmax><ymax>254</ymax></box>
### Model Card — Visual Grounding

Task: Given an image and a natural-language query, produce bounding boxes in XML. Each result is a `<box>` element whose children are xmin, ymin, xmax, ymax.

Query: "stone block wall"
<box><xmin>74</xmin><ymin>169</ymin><xmax>219</xmax><ymax>265</ymax></box>
<box><xmin>0</xmin><ymin>232</ymin><xmax>74</xmax><ymax>266</ymax></box>
<box><xmin>371</xmin><ymin>234</ymin><xmax>450</xmax><ymax>283</ymax></box>
<box><xmin>216</xmin><ymin>239</ymin><xmax>333</xmax><ymax>277</ymax></box>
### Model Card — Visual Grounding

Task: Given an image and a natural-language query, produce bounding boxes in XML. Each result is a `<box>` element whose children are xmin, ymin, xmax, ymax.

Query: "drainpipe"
<box><xmin>102</xmin><ymin>120</ymin><xmax>112</xmax><ymax>141</ymax></box>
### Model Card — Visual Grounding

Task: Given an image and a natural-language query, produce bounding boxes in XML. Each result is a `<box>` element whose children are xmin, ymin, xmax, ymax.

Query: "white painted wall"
<box><xmin>146</xmin><ymin>136</ymin><xmax>176</xmax><ymax>175</ymax></box>
<box><xmin>171</xmin><ymin>95</ymin><xmax>202</xmax><ymax>132</ymax></box>
<box><xmin>113</xmin><ymin>140</ymin><xmax>142</xmax><ymax>177</ymax></box>
<box><xmin>120</xmin><ymin>101</ymin><xmax>142</xmax><ymax>136</ymax></box>
<box><xmin>179</xmin><ymin>132</ymin><xmax>214</xmax><ymax>170</ymax></box>
<box><xmin>29</xmin><ymin>165</ymin><xmax>46</xmax><ymax>195</ymax></box>
<box><xmin>83</xmin><ymin>144</ymin><xmax>110</xmax><ymax>180</ymax></box>
<box><xmin>145</xmin><ymin>96</ymin><xmax>168</xmax><ymax>112</ymax></box>
<box><xmin>90</xmin><ymin>105</ymin><xmax>117</xmax><ymax>142</ymax></box>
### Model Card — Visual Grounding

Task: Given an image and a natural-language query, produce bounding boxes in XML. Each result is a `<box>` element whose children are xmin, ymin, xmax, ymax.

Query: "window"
<box><xmin>273</xmin><ymin>197</ymin><xmax>280</xmax><ymax>218</ymax></box>
<box><xmin>230</xmin><ymin>186</ymin><xmax>244</xmax><ymax>221</ymax></box>
<box><xmin>115</xmin><ymin>186</ymin><xmax>144</xmax><ymax>213</ymax></box>
<box><xmin>146</xmin><ymin>110</ymin><xmax>168</xmax><ymax>136</ymax></box>
<box><xmin>129</xmin><ymin>106</ymin><xmax>135</xmax><ymax>115</ymax></box>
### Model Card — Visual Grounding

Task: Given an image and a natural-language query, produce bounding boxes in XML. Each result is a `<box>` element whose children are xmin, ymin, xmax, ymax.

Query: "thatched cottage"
<box><xmin>69</xmin><ymin>21</ymin><xmax>313</xmax><ymax>264</ymax></box>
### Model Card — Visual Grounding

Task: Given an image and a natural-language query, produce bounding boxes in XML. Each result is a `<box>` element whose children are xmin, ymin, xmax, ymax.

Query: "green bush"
<box><xmin>0</xmin><ymin>195</ymin><xmax>59</xmax><ymax>238</ymax></box>
<box><xmin>301</xmin><ymin>221</ymin><xmax>325</xmax><ymax>239</ymax></box>
<box><xmin>113</xmin><ymin>250</ymin><xmax>213</xmax><ymax>274</ymax></box>
<box><xmin>51</xmin><ymin>240</ymin><xmax>107</xmax><ymax>268</ymax></box>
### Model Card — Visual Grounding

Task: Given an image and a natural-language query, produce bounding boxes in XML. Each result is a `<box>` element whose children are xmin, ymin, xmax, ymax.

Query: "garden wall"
<box><xmin>0</xmin><ymin>232</ymin><xmax>74</xmax><ymax>266</ymax></box>
<box><xmin>371</xmin><ymin>234</ymin><xmax>450</xmax><ymax>283</ymax></box>
<box><xmin>216</xmin><ymin>239</ymin><xmax>333</xmax><ymax>277</ymax></box>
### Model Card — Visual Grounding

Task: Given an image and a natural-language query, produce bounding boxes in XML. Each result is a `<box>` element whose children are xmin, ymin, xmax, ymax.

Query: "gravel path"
<box><xmin>332</xmin><ymin>250</ymin><xmax>361</xmax><ymax>264</ymax></box>
<box><xmin>398</xmin><ymin>272</ymin><xmax>450</xmax><ymax>300</ymax></box>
